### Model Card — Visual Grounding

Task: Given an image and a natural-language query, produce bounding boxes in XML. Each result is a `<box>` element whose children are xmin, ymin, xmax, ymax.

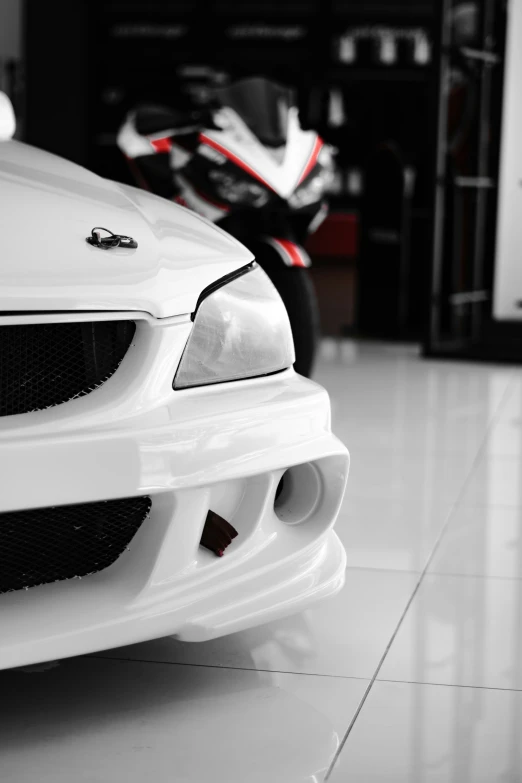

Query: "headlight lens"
<box><xmin>208</xmin><ymin>169</ymin><xmax>269</xmax><ymax>206</ymax></box>
<box><xmin>289</xmin><ymin>148</ymin><xmax>335</xmax><ymax>208</ymax></box>
<box><xmin>174</xmin><ymin>264</ymin><xmax>295</xmax><ymax>389</ymax></box>
<box><xmin>289</xmin><ymin>166</ymin><xmax>335</xmax><ymax>209</ymax></box>
<box><xmin>288</xmin><ymin>172</ymin><xmax>326</xmax><ymax>208</ymax></box>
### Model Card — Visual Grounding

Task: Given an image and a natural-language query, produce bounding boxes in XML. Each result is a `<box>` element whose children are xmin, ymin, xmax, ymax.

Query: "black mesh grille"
<box><xmin>0</xmin><ymin>496</ymin><xmax>152</xmax><ymax>594</ymax></box>
<box><xmin>0</xmin><ymin>320</ymin><xmax>136</xmax><ymax>417</ymax></box>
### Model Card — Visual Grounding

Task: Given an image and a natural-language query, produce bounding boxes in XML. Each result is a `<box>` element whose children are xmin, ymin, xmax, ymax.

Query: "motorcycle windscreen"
<box><xmin>214</xmin><ymin>77</ymin><xmax>294</xmax><ymax>147</ymax></box>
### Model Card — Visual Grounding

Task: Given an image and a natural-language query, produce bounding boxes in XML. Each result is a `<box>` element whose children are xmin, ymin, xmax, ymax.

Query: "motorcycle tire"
<box><xmin>255</xmin><ymin>246</ymin><xmax>320</xmax><ymax>378</ymax></box>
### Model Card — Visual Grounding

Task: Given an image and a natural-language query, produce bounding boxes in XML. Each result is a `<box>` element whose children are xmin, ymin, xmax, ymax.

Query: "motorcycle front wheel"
<box><xmin>255</xmin><ymin>245</ymin><xmax>320</xmax><ymax>378</ymax></box>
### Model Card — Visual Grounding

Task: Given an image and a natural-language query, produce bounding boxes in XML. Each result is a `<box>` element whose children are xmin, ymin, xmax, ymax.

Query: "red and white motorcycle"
<box><xmin>118</xmin><ymin>77</ymin><xmax>333</xmax><ymax>376</ymax></box>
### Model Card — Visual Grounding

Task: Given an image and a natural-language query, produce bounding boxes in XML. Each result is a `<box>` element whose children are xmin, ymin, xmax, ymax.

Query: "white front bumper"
<box><xmin>0</xmin><ymin>316</ymin><xmax>348</xmax><ymax>670</ymax></box>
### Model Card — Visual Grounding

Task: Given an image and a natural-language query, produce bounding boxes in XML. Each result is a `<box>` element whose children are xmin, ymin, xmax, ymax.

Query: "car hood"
<box><xmin>0</xmin><ymin>141</ymin><xmax>253</xmax><ymax>317</ymax></box>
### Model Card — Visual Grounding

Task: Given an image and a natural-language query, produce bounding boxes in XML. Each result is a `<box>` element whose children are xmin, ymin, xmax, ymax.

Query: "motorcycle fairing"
<box><xmin>261</xmin><ymin>237</ymin><xmax>311</xmax><ymax>268</ymax></box>
<box><xmin>176</xmin><ymin>173</ymin><xmax>231</xmax><ymax>221</ymax></box>
<box><xmin>199</xmin><ymin>106</ymin><xmax>323</xmax><ymax>200</ymax></box>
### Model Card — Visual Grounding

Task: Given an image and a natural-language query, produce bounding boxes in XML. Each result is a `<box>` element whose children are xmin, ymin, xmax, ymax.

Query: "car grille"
<box><xmin>0</xmin><ymin>320</ymin><xmax>136</xmax><ymax>417</ymax></box>
<box><xmin>0</xmin><ymin>496</ymin><xmax>152</xmax><ymax>594</ymax></box>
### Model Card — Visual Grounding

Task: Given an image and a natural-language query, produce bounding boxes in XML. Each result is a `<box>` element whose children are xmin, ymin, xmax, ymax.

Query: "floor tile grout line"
<box><xmin>341</xmin><ymin>449</ymin><xmax>491</xmax><ymax>458</ymax></box>
<box><xmin>375</xmin><ymin>677</ymin><xmax>522</xmax><ymax>693</ymax></box>
<box><xmin>426</xmin><ymin>570</ymin><xmax>522</xmax><ymax>582</ymax></box>
<box><xmin>453</xmin><ymin>502</ymin><xmax>522</xmax><ymax>509</ymax></box>
<box><xmin>86</xmin><ymin>654</ymin><xmax>371</xmax><ymax>682</ymax></box>
<box><xmin>325</xmin><ymin>372</ymin><xmax>519</xmax><ymax>781</ymax></box>
<box><xmin>323</xmin><ymin>570</ymin><xmax>427</xmax><ymax>780</ymax></box>
<box><xmin>455</xmin><ymin>502</ymin><xmax>522</xmax><ymax>509</ymax></box>
<box><xmin>342</xmin><ymin>565</ymin><xmax>423</xmax><ymax>576</ymax></box>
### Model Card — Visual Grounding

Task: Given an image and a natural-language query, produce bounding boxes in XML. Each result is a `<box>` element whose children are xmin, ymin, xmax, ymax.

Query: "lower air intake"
<box><xmin>0</xmin><ymin>496</ymin><xmax>152</xmax><ymax>594</ymax></box>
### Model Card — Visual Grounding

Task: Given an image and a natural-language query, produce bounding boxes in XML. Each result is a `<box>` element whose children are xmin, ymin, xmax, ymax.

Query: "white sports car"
<box><xmin>0</xmin><ymin>94</ymin><xmax>349</xmax><ymax>670</ymax></box>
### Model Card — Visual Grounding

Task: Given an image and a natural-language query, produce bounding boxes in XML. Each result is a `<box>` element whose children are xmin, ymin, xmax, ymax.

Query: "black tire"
<box><xmin>255</xmin><ymin>245</ymin><xmax>320</xmax><ymax>378</ymax></box>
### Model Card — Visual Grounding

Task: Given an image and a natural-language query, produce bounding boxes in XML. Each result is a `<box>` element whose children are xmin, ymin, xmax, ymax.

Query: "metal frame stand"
<box><xmin>424</xmin><ymin>0</ymin><xmax>517</xmax><ymax>362</ymax></box>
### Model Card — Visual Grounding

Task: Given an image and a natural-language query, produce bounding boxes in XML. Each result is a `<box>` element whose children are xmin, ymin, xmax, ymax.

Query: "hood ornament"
<box><xmin>86</xmin><ymin>227</ymin><xmax>138</xmax><ymax>250</ymax></box>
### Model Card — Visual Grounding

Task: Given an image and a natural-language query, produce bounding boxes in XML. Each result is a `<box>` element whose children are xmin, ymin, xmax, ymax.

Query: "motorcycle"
<box><xmin>117</xmin><ymin>77</ymin><xmax>334</xmax><ymax>377</ymax></box>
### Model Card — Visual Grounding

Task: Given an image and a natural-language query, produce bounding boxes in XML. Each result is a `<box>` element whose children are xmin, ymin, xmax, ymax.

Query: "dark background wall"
<box><xmin>24</xmin><ymin>0</ymin><xmax>437</xmax><ymax>339</ymax></box>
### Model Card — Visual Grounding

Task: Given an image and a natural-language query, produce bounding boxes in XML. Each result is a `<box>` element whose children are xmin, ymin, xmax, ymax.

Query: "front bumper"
<box><xmin>0</xmin><ymin>316</ymin><xmax>348</xmax><ymax>670</ymax></box>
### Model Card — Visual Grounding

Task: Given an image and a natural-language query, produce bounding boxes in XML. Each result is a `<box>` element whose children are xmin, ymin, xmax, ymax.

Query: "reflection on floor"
<box><xmin>3</xmin><ymin>340</ymin><xmax>522</xmax><ymax>782</ymax></box>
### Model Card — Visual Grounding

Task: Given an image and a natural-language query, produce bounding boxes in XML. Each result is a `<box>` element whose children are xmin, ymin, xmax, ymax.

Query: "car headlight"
<box><xmin>208</xmin><ymin>169</ymin><xmax>269</xmax><ymax>206</ymax></box>
<box><xmin>174</xmin><ymin>263</ymin><xmax>295</xmax><ymax>389</ymax></box>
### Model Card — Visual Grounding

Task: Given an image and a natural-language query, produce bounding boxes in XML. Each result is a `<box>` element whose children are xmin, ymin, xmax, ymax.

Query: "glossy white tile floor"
<box><xmin>5</xmin><ymin>340</ymin><xmax>522</xmax><ymax>782</ymax></box>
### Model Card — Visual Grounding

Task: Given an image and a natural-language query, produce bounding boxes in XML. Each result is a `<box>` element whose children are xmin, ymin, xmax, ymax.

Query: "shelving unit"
<box><xmin>425</xmin><ymin>0</ymin><xmax>512</xmax><ymax>360</ymax></box>
<box><xmin>322</xmin><ymin>5</ymin><xmax>437</xmax><ymax>338</ymax></box>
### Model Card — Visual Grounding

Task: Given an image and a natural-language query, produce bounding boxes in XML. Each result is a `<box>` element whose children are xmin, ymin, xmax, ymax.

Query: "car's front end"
<box><xmin>0</xmin><ymin>140</ymin><xmax>348</xmax><ymax>670</ymax></box>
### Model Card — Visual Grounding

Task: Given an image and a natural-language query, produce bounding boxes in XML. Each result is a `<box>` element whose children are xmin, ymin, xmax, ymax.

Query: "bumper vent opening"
<box><xmin>0</xmin><ymin>496</ymin><xmax>151</xmax><ymax>594</ymax></box>
<box><xmin>0</xmin><ymin>320</ymin><xmax>135</xmax><ymax>417</ymax></box>
<box><xmin>274</xmin><ymin>463</ymin><xmax>322</xmax><ymax>525</ymax></box>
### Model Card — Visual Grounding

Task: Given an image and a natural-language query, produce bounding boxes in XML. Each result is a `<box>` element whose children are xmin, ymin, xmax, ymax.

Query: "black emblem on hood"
<box><xmin>86</xmin><ymin>227</ymin><xmax>138</xmax><ymax>250</ymax></box>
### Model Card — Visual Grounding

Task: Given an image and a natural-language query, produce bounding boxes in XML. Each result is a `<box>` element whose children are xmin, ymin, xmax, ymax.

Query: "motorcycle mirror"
<box><xmin>0</xmin><ymin>92</ymin><xmax>15</xmax><ymax>140</ymax></box>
